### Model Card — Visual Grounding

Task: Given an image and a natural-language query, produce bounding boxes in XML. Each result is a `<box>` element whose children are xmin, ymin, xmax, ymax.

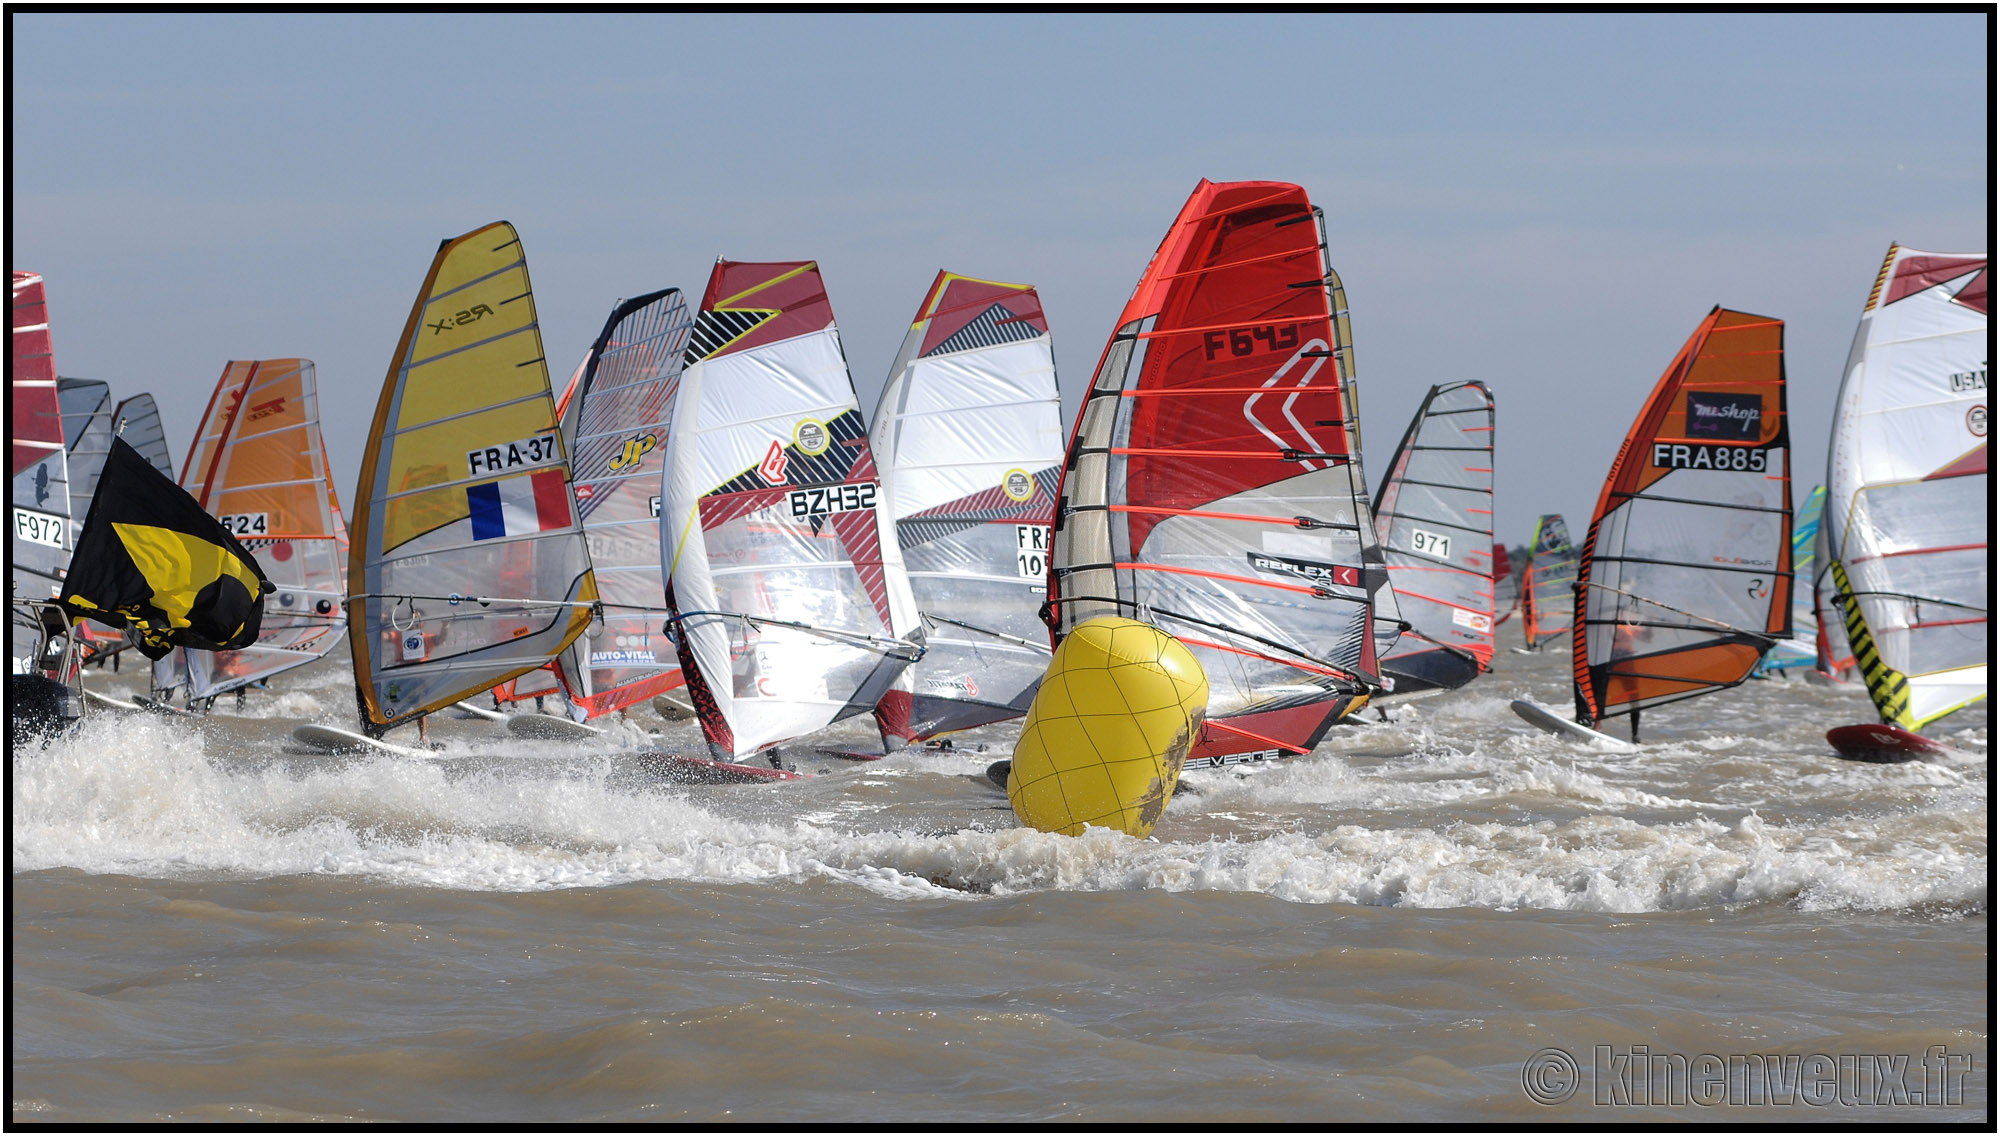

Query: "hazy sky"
<box><xmin>12</xmin><ymin>12</ymin><xmax>1988</xmax><ymax>547</ymax></box>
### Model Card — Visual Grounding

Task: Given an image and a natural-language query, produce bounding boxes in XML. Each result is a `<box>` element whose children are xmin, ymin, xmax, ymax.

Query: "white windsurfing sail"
<box><xmin>1823</xmin><ymin>245</ymin><xmax>1987</xmax><ymax>729</ymax></box>
<box><xmin>167</xmin><ymin>360</ymin><xmax>349</xmax><ymax>703</ymax></box>
<box><xmin>869</xmin><ymin>271</ymin><xmax>1063</xmax><ymax>747</ymax></box>
<box><xmin>662</xmin><ymin>259</ymin><xmax>923</xmax><ymax>759</ymax></box>
<box><xmin>1372</xmin><ymin>381</ymin><xmax>1497</xmax><ymax>694</ymax></box>
<box><xmin>551</xmin><ymin>287</ymin><xmax>694</xmax><ymax>719</ymax></box>
<box><xmin>11</xmin><ymin>271</ymin><xmax>71</xmax><ymax>671</ymax></box>
<box><xmin>348</xmin><ymin>221</ymin><xmax>596</xmax><ymax>734</ymax></box>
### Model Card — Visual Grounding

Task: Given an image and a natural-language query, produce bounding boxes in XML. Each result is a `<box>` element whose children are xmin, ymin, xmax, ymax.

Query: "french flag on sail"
<box><xmin>467</xmin><ymin>469</ymin><xmax>570</xmax><ymax>540</ymax></box>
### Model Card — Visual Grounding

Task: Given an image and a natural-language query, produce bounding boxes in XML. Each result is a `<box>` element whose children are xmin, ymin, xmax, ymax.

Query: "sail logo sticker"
<box><xmin>1652</xmin><ymin>443</ymin><xmax>1769</xmax><ymax>472</ymax></box>
<box><xmin>428</xmin><ymin>304</ymin><xmax>495</xmax><ymax>336</ymax></box>
<box><xmin>1003</xmin><ymin>469</ymin><xmax>1036</xmax><ymax>502</ymax></box>
<box><xmin>467</xmin><ymin>433</ymin><xmax>561</xmax><ymax>476</ymax></box>
<box><xmin>794</xmin><ymin>419</ymin><xmax>830</xmax><ymax>456</ymax></box>
<box><xmin>218</xmin><ymin>512</ymin><xmax>270</xmax><ymax>537</ymax></box>
<box><xmin>1452</xmin><ymin>607</ymin><xmax>1493</xmax><ymax>634</ymax></box>
<box><xmin>1948</xmin><ymin>367</ymin><xmax>1986</xmax><ymax>393</ymax></box>
<box><xmin>13</xmin><ymin>507</ymin><xmax>65</xmax><ymax>548</ymax></box>
<box><xmin>1970</xmin><ymin>405</ymin><xmax>1987</xmax><ymax>437</ymax></box>
<box><xmin>589</xmin><ymin>649</ymin><xmax>658</xmax><ymax>665</ymax></box>
<box><xmin>1203</xmin><ymin>322</ymin><xmax>1302</xmax><ymax>360</ymax></box>
<box><xmin>758</xmin><ymin>440</ymin><xmax>789</xmax><ymax>484</ymax></box>
<box><xmin>1408</xmin><ymin>528</ymin><xmax>1452</xmax><ymax>560</ymax></box>
<box><xmin>922</xmin><ymin>674</ymin><xmax>981</xmax><ymax>698</ymax></box>
<box><xmin>788</xmin><ymin>482</ymin><xmax>876</xmax><ymax>520</ymax></box>
<box><xmin>1243</xmin><ymin>336</ymin><xmax>1336</xmax><ymax>470</ymax></box>
<box><xmin>1246</xmin><ymin>552</ymin><xmax>1360</xmax><ymax>589</ymax></box>
<box><xmin>467</xmin><ymin>469</ymin><xmax>570</xmax><ymax>540</ymax></box>
<box><xmin>1017</xmin><ymin>524</ymin><xmax>1050</xmax><ymax>577</ymax></box>
<box><xmin>400</xmin><ymin>630</ymin><xmax>427</xmax><ymax>661</ymax></box>
<box><xmin>609</xmin><ymin>432</ymin><xmax>657</xmax><ymax>472</ymax></box>
<box><xmin>1684</xmin><ymin>392</ymin><xmax>1762</xmax><ymax>440</ymax></box>
<box><xmin>245</xmin><ymin>397</ymin><xmax>287</xmax><ymax>421</ymax></box>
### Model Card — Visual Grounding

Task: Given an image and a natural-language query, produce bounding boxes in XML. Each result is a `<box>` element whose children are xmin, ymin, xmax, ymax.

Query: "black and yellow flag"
<box><xmin>57</xmin><ymin>437</ymin><xmax>270</xmax><ymax>660</ymax></box>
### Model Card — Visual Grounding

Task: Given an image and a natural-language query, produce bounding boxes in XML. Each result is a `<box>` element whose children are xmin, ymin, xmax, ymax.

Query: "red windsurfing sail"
<box><xmin>1572</xmin><ymin>307</ymin><xmax>1792</xmax><ymax>726</ymax></box>
<box><xmin>1047</xmin><ymin>179</ymin><xmax>1377</xmax><ymax>766</ymax></box>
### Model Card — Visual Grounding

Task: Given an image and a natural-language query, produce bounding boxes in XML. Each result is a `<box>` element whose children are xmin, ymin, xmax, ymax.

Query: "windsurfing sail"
<box><xmin>868</xmin><ymin>270</ymin><xmax>1064</xmax><ymax>747</ymax></box>
<box><xmin>1755</xmin><ymin>483</ymin><xmax>1825</xmax><ymax>674</ymax></box>
<box><xmin>1491</xmin><ymin>543</ymin><xmax>1520</xmax><ymax>626</ymax></box>
<box><xmin>348</xmin><ymin>221</ymin><xmax>596</xmax><ymax>733</ymax></box>
<box><xmin>113</xmin><ymin>393</ymin><xmax>175</xmax><ymax>477</ymax></box>
<box><xmin>165</xmin><ymin>360</ymin><xmax>349</xmax><ymax>702</ymax></box>
<box><xmin>1046</xmin><ymin>179</ymin><xmax>1377</xmax><ymax>765</ymax></box>
<box><xmin>1822</xmin><ymin>245</ymin><xmax>1987</xmax><ymax>729</ymax></box>
<box><xmin>12</xmin><ymin>271</ymin><xmax>73</xmax><ymax>671</ymax></box>
<box><xmin>58</xmin><ymin>378</ymin><xmax>116</xmax><ymax>514</ymax></box>
<box><xmin>56</xmin><ymin>378</ymin><xmax>129</xmax><ymax>656</ymax></box>
<box><xmin>1572</xmin><ymin>307</ymin><xmax>1793</xmax><ymax>728</ymax></box>
<box><xmin>549</xmin><ymin>288</ymin><xmax>695</xmax><ymax>719</ymax></box>
<box><xmin>1371</xmin><ymin>381</ymin><xmax>1497</xmax><ymax>694</ymax></box>
<box><xmin>660</xmin><ymin>259</ymin><xmax>923</xmax><ymax>759</ymax></box>
<box><xmin>1519</xmin><ymin>514</ymin><xmax>1576</xmax><ymax>649</ymax></box>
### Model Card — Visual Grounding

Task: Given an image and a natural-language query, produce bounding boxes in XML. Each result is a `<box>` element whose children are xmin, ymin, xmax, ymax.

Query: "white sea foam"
<box><xmin>11</xmin><ymin>703</ymin><xmax>1985</xmax><ymax>915</ymax></box>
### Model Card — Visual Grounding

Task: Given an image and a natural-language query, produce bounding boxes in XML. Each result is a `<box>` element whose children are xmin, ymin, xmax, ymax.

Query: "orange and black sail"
<box><xmin>1572</xmin><ymin>308</ymin><xmax>1792</xmax><ymax>726</ymax></box>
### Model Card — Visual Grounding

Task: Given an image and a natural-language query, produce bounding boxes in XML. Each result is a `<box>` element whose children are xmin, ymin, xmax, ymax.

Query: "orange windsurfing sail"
<box><xmin>1572</xmin><ymin>308</ymin><xmax>1792</xmax><ymax>727</ymax></box>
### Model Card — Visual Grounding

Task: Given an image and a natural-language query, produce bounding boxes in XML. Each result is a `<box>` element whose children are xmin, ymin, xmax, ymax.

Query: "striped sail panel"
<box><xmin>1824</xmin><ymin>245</ymin><xmax>1987</xmax><ymax>728</ymax></box>
<box><xmin>171</xmin><ymin>359</ymin><xmax>348</xmax><ymax>700</ymax></box>
<box><xmin>1372</xmin><ymin>381</ymin><xmax>1497</xmax><ymax>694</ymax></box>
<box><xmin>1757</xmin><ymin>483</ymin><xmax>1825</xmax><ymax>673</ymax></box>
<box><xmin>550</xmin><ymin>288</ymin><xmax>694</xmax><ymax>718</ymax></box>
<box><xmin>868</xmin><ymin>271</ymin><xmax>1064</xmax><ymax>745</ymax></box>
<box><xmin>11</xmin><ymin>271</ymin><xmax>71</xmax><ymax>669</ymax></box>
<box><xmin>113</xmin><ymin>394</ymin><xmax>175</xmax><ymax>477</ymax></box>
<box><xmin>11</xmin><ymin>271</ymin><xmax>63</xmax><ymax>477</ymax></box>
<box><xmin>662</xmin><ymin>260</ymin><xmax>922</xmax><ymax>759</ymax></box>
<box><xmin>348</xmin><ymin>222</ymin><xmax>595</xmax><ymax>730</ymax></box>
<box><xmin>1573</xmin><ymin>307</ymin><xmax>1792</xmax><ymax>725</ymax></box>
<box><xmin>1049</xmin><ymin>180</ymin><xmax>1376</xmax><ymax>763</ymax></box>
<box><xmin>1520</xmin><ymin>515</ymin><xmax>1576</xmax><ymax>649</ymax></box>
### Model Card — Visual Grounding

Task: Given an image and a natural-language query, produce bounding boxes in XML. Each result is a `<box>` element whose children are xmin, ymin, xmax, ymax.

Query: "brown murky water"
<box><xmin>12</xmin><ymin>643</ymin><xmax>1987</xmax><ymax>1122</ymax></box>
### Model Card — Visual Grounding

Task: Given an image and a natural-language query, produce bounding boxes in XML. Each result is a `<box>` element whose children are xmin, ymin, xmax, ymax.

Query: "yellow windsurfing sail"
<box><xmin>347</xmin><ymin>221</ymin><xmax>596</xmax><ymax>732</ymax></box>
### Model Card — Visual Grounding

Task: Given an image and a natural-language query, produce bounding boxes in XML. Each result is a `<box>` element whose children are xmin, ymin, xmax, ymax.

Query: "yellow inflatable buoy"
<box><xmin>1007</xmin><ymin>616</ymin><xmax>1208</xmax><ymax>838</ymax></box>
